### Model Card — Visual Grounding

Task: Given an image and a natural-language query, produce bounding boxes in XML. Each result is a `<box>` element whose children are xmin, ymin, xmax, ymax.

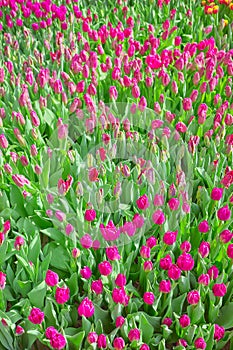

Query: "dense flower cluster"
<box><xmin>201</xmin><ymin>0</ymin><xmax>233</xmax><ymax>14</ymax></box>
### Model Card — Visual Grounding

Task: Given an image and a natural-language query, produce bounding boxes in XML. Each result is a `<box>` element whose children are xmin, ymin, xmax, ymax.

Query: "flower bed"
<box><xmin>0</xmin><ymin>0</ymin><xmax>233</xmax><ymax>349</ymax></box>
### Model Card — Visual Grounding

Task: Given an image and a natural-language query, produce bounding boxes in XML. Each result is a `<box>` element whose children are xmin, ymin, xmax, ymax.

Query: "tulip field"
<box><xmin>1</xmin><ymin>0</ymin><xmax>233</xmax><ymax>349</ymax></box>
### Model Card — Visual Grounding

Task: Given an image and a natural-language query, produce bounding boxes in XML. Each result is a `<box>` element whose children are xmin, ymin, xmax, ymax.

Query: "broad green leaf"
<box><xmin>66</xmin><ymin>329</ymin><xmax>85</xmax><ymax>349</ymax></box>
<box><xmin>215</xmin><ymin>302</ymin><xmax>233</xmax><ymax>329</ymax></box>
<box><xmin>139</xmin><ymin>313</ymin><xmax>154</xmax><ymax>343</ymax></box>
<box><xmin>28</xmin><ymin>233</ymin><xmax>41</xmax><ymax>264</ymax></box>
<box><xmin>28</xmin><ymin>281</ymin><xmax>47</xmax><ymax>309</ymax></box>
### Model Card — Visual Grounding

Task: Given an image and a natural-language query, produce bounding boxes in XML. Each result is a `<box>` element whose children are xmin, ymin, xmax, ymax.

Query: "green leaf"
<box><xmin>195</xmin><ymin>167</ymin><xmax>214</xmax><ymax>189</ymax></box>
<box><xmin>94</xmin><ymin>304</ymin><xmax>112</xmax><ymax>333</ymax></box>
<box><xmin>95</xmin><ymin>319</ymin><xmax>103</xmax><ymax>334</ymax></box>
<box><xmin>179</xmin><ymin>276</ymin><xmax>190</xmax><ymax>294</ymax></box>
<box><xmin>206</xmin><ymin>324</ymin><xmax>215</xmax><ymax>350</ymax></box>
<box><xmin>27</xmin><ymin>330</ymin><xmax>41</xmax><ymax>337</ymax></box>
<box><xmin>23</xmin><ymin>218</ymin><xmax>37</xmax><ymax>236</ymax></box>
<box><xmin>188</xmin><ymin>302</ymin><xmax>205</xmax><ymax>324</ymax></box>
<box><xmin>81</xmin><ymin>316</ymin><xmax>92</xmax><ymax>335</ymax></box>
<box><xmin>66</xmin><ymin>330</ymin><xmax>85</xmax><ymax>349</ymax></box>
<box><xmin>215</xmin><ymin>302</ymin><xmax>233</xmax><ymax>329</ymax></box>
<box><xmin>28</xmin><ymin>233</ymin><xmax>41</xmax><ymax>264</ymax></box>
<box><xmin>5</xmin><ymin>309</ymin><xmax>22</xmax><ymax>324</ymax></box>
<box><xmin>40</xmin><ymin>228</ymin><xmax>65</xmax><ymax>243</ymax></box>
<box><xmin>16</xmin><ymin>280</ymin><xmax>32</xmax><ymax>297</ymax></box>
<box><xmin>44</xmin><ymin>108</ymin><xmax>56</xmax><ymax>127</ymax></box>
<box><xmin>66</xmin><ymin>273</ymin><xmax>78</xmax><ymax>298</ymax></box>
<box><xmin>44</xmin><ymin>300</ymin><xmax>58</xmax><ymax>327</ymax></box>
<box><xmin>172</xmin><ymin>293</ymin><xmax>187</xmax><ymax>314</ymax></box>
<box><xmin>0</xmin><ymin>190</ymin><xmax>9</xmax><ymax>212</ymax></box>
<box><xmin>28</xmin><ymin>281</ymin><xmax>47</xmax><ymax>308</ymax></box>
<box><xmin>0</xmin><ymin>240</ymin><xmax>7</xmax><ymax>266</ymax></box>
<box><xmin>49</xmin><ymin>244</ymin><xmax>70</xmax><ymax>271</ymax></box>
<box><xmin>139</xmin><ymin>313</ymin><xmax>154</xmax><ymax>343</ymax></box>
<box><xmin>186</xmin><ymin>325</ymin><xmax>197</xmax><ymax>343</ymax></box>
<box><xmin>40</xmin><ymin>251</ymin><xmax>52</xmax><ymax>279</ymax></box>
<box><xmin>16</xmin><ymin>255</ymin><xmax>34</xmax><ymax>281</ymax></box>
<box><xmin>0</xmin><ymin>323</ymin><xmax>14</xmax><ymax>350</ymax></box>
<box><xmin>158</xmin><ymin>339</ymin><xmax>166</xmax><ymax>350</ymax></box>
<box><xmin>10</xmin><ymin>186</ymin><xmax>27</xmax><ymax>217</ymax></box>
<box><xmin>139</xmin><ymin>312</ymin><xmax>161</xmax><ymax>332</ymax></box>
<box><xmin>215</xmin><ymin>330</ymin><xmax>233</xmax><ymax>350</ymax></box>
<box><xmin>40</xmin><ymin>158</ymin><xmax>50</xmax><ymax>189</ymax></box>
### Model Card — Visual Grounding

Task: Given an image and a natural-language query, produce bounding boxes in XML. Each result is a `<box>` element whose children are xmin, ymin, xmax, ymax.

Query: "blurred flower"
<box><xmin>116</xmin><ymin>316</ymin><xmax>125</xmax><ymax>328</ymax></box>
<box><xmin>98</xmin><ymin>261</ymin><xmax>112</xmax><ymax>276</ymax></box>
<box><xmin>159</xmin><ymin>280</ymin><xmax>171</xmax><ymax>293</ymax></box>
<box><xmin>113</xmin><ymin>337</ymin><xmax>125</xmax><ymax>350</ymax></box>
<box><xmin>160</xmin><ymin>254</ymin><xmax>172</xmax><ymax>270</ymax></box>
<box><xmin>128</xmin><ymin>328</ymin><xmax>140</xmax><ymax>342</ymax></box>
<box><xmin>15</xmin><ymin>325</ymin><xmax>24</xmax><ymax>335</ymax></box>
<box><xmin>194</xmin><ymin>338</ymin><xmax>206</xmax><ymax>350</ymax></box>
<box><xmin>45</xmin><ymin>270</ymin><xmax>59</xmax><ymax>287</ymax></box>
<box><xmin>177</xmin><ymin>253</ymin><xmax>194</xmax><ymax>271</ymax></box>
<box><xmin>0</xmin><ymin>272</ymin><xmax>6</xmax><ymax>289</ymax></box>
<box><xmin>180</xmin><ymin>241</ymin><xmax>191</xmax><ymax>253</ymax></box>
<box><xmin>162</xmin><ymin>318</ymin><xmax>172</xmax><ymax>327</ymax></box>
<box><xmin>28</xmin><ymin>308</ymin><xmax>44</xmax><ymax>324</ymax></box>
<box><xmin>136</xmin><ymin>194</ymin><xmax>150</xmax><ymax>210</ymax></box>
<box><xmin>78</xmin><ymin>297</ymin><xmax>95</xmax><ymax>318</ymax></box>
<box><xmin>208</xmin><ymin>266</ymin><xmax>219</xmax><ymax>280</ymax></box>
<box><xmin>12</xmin><ymin>174</ymin><xmax>30</xmax><ymax>187</ymax></box>
<box><xmin>214</xmin><ymin>324</ymin><xmax>225</xmax><ymax>341</ymax></box>
<box><xmin>106</xmin><ymin>246</ymin><xmax>121</xmax><ymax>260</ymax></box>
<box><xmin>87</xmin><ymin>332</ymin><xmax>98</xmax><ymax>344</ymax></box>
<box><xmin>14</xmin><ymin>236</ymin><xmax>25</xmax><ymax>250</ymax></box>
<box><xmin>50</xmin><ymin>333</ymin><xmax>67</xmax><ymax>349</ymax></box>
<box><xmin>80</xmin><ymin>266</ymin><xmax>92</xmax><ymax>279</ymax></box>
<box><xmin>168</xmin><ymin>264</ymin><xmax>181</xmax><ymax>280</ymax></box>
<box><xmin>211</xmin><ymin>188</ymin><xmax>224</xmax><ymax>201</ymax></box>
<box><xmin>152</xmin><ymin>210</ymin><xmax>165</xmax><ymax>225</ymax></box>
<box><xmin>212</xmin><ymin>283</ymin><xmax>227</xmax><ymax>297</ymax></box>
<box><xmin>80</xmin><ymin>234</ymin><xmax>92</xmax><ymax>249</ymax></box>
<box><xmin>140</xmin><ymin>245</ymin><xmax>151</xmax><ymax>259</ymax></box>
<box><xmin>187</xmin><ymin>290</ymin><xmax>200</xmax><ymax>305</ymax></box>
<box><xmin>217</xmin><ymin>205</ymin><xmax>231</xmax><ymax>221</ymax></box>
<box><xmin>143</xmin><ymin>292</ymin><xmax>155</xmax><ymax>305</ymax></box>
<box><xmin>198</xmin><ymin>242</ymin><xmax>210</xmax><ymax>258</ymax></box>
<box><xmin>163</xmin><ymin>231</ymin><xmax>178</xmax><ymax>245</ymax></box>
<box><xmin>91</xmin><ymin>280</ymin><xmax>103</xmax><ymax>294</ymax></box>
<box><xmin>179</xmin><ymin>314</ymin><xmax>190</xmax><ymax>328</ymax></box>
<box><xmin>198</xmin><ymin>220</ymin><xmax>209</xmax><ymax>233</ymax></box>
<box><xmin>97</xmin><ymin>334</ymin><xmax>107</xmax><ymax>349</ymax></box>
<box><xmin>55</xmin><ymin>286</ymin><xmax>70</xmax><ymax>304</ymax></box>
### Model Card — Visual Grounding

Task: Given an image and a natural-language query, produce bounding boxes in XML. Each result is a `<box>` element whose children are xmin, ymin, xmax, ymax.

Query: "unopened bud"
<box><xmin>76</xmin><ymin>181</ymin><xmax>83</xmax><ymax>196</ymax></box>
